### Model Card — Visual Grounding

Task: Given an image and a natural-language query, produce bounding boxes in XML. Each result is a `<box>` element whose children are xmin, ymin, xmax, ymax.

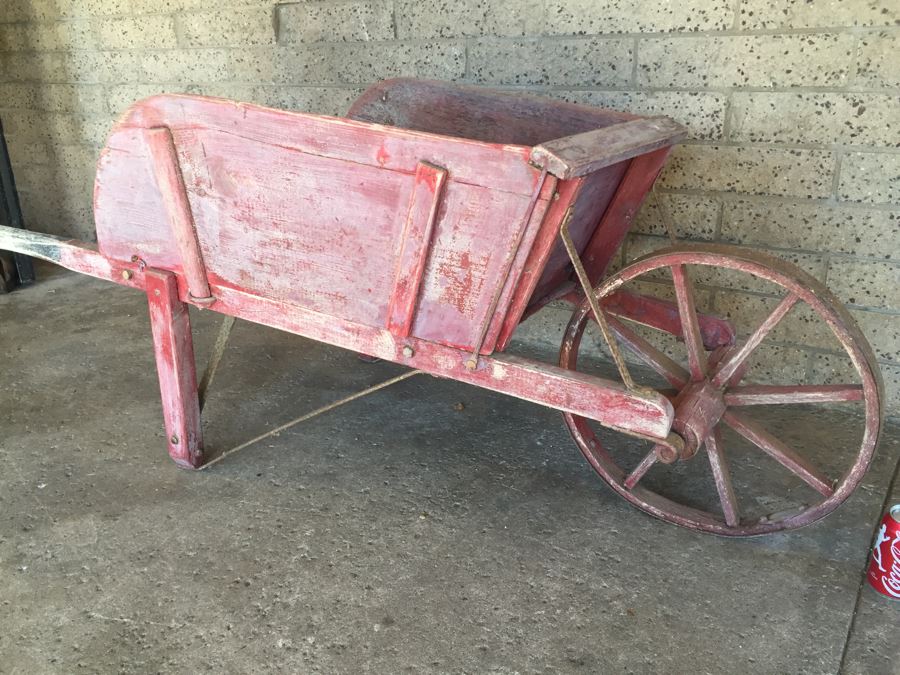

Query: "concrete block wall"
<box><xmin>0</xmin><ymin>0</ymin><xmax>898</xmax><ymax>413</ymax></box>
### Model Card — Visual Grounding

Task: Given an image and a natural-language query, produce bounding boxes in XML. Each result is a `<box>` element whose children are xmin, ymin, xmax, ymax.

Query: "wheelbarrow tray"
<box><xmin>1</xmin><ymin>79</ymin><xmax>688</xmax><ymax>467</ymax></box>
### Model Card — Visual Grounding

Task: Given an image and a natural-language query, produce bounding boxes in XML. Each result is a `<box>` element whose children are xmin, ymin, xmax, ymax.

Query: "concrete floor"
<box><xmin>1</xmin><ymin>266</ymin><xmax>899</xmax><ymax>674</ymax></box>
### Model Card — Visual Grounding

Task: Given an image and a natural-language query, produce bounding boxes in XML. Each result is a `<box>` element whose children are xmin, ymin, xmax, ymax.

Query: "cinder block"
<box><xmin>851</xmin><ymin>309</ymin><xmax>900</xmax><ymax>363</ymax></box>
<box><xmin>742</xmin><ymin>343</ymin><xmax>810</xmax><ymax>386</ymax></box>
<box><xmin>2</xmin><ymin>109</ymin><xmax>110</xmax><ymax>146</ymax></box>
<box><xmin>810</xmin><ymin>354</ymin><xmax>900</xmax><ymax>413</ymax></box>
<box><xmin>632</xmin><ymin>193</ymin><xmax>719</xmax><ymax>240</ymax></box>
<box><xmin>57</xmin><ymin>0</ymin><xmax>131</xmax><ymax>19</ymax></box>
<box><xmin>0</xmin><ymin>20</ymin><xmax>95</xmax><ymax>51</ymax></box>
<box><xmin>552</xmin><ymin>90</ymin><xmax>726</xmax><ymax>140</ymax></box>
<box><xmin>713</xmin><ymin>290</ymin><xmax>839</xmax><ymax>351</ymax></box>
<box><xmin>730</xmin><ymin>93</ymin><xmax>899</xmax><ymax>146</ymax></box>
<box><xmin>827</xmin><ymin>258</ymin><xmax>900</xmax><ymax>311</ymax></box>
<box><xmin>856</xmin><ymin>31</ymin><xmax>900</xmax><ymax>89</ymax></box>
<box><xmin>721</xmin><ymin>199</ymin><xmax>899</xmax><ymax>260</ymax></box>
<box><xmin>254</xmin><ymin>86</ymin><xmax>363</xmax><ymax>116</ymax></box>
<box><xmin>545</xmin><ymin>0</ymin><xmax>733</xmax><ymax>34</ymax></box>
<box><xmin>659</xmin><ymin>145</ymin><xmax>836</xmax><ymax>199</ymax></box>
<box><xmin>94</xmin><ymin>15</ymin><xmax>178</xmax><ymax>50</ymax></box>
<box><xmin>739</xmin><ymin>0</ymin><xmax>900</xmax><ymax>29</ymax></box>
<box><xmin>394</xmin><ymin>0</ymin><xmax>541</xmax><ymax>38</ymax></box>
<box><xmin>136</xmin><ymin>48</ymin><xmax>243</xmax><ymax>84</ymax></box>
<box><xmin>105</xmin><ymin>83</ymin><xmax>203</xmax><ymax>113</ymax></box>
<box><xmin>638</xmin><ymin>34</ymin><xmax>853</xmax><ymax>88</ymax></box>
<box><xmin>273</xmin><ymin>42</ymin><xmax>465</xmax><ymax>86</ymax></box>
<box><xmin>5</xmin><ymin>139</ymin><xmax>54</xmax><ymax>166</ymax></box>
<box><xmin>839</xmin><ymin>152</ymin><xmax>900</xmax><ymax>204</ymax></box>
<box><xmin>179</xmin><ymin>8</ymin><xmax>275</xmax><ymax>48</ymax></box>
<box><xmin>469</xmin><ymin>38</ymin><xmax>633</xmax><ymax>87</ymax></box>
<box><xmin>0</xmin><ymin>83</ymin><xmax>39</xmax><ymax>109</ymax></box>
<box><xmin>0</xmin><ymin>51</ymin><xmax>78</xmax><ymax>83</ymax></box>
<box><xmin>18</xmin><ymin>187</ymin><xmax>95</xmax><ymax>240</ymax></box>
<box><xmin>280</xmin><ymin>1</ymin><xmax>394</xmax><ymax>43</ymax></box>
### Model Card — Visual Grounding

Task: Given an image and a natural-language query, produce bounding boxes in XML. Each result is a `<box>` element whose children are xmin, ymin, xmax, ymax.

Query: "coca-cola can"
<box><xmin>868</xmin><ymin>504</ymin><xmax>900</xmax><ymax>600</ymax></box>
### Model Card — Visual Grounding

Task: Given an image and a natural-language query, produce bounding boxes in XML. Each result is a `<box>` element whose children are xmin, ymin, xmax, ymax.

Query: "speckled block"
<box><xmin>730</xmin><ymin>93</ymin><xmax>900</xmax><ymax>146</ymax></box>
<box><xmin>94</xmin><ymin>15</ymin><xmax>178</xmax><ymax>50</ymax></box>
<box><xmin>659</xmin><ymin>145</ymin><xmax>836</xmax><ymax>199</ymax></box>
<box><xmin>178</xmin><ymin>7</ymin><xmax>276</xmax><ymax>48</ymax></box>
<box><xmin>272</xmin><ymin>42</ymin><xmax>466</xmax><ymax>86</ymax></box>
<box><xmin>738</xmin><ymin>0</ymin><xmax>900</xmax><ymax>29</ymax></box>
<box><xmin>720</xmin><ymin>199</ymin><xmax>900</xmax><ymax>260</ymax></box>
<box><xmin>0</xmin><ymin>19</ymin><xmax>96</xmax><ymax>52</ymax></box>
<box><xmin>839</xmin><ymin>153</ymin><xmax>900</xmax><ymax>205</ymax></box>
<box><xmin>637</xmin><ymin>34</ymin><xmax>854</xmax><ymax>89</ymax></box>
<box><xmin>827</xmin><ymin>258</ymin><xmax>900</xmax><ymax>311</ymax></box>
<box><xmin>632</xmin><ymin>193</ymin><xmax>720</xmax><ymax>240</ymax></box>
<box><xmin>468</xmin><ymin>37</ymin><xmax>633</xmax><ymax>87</ymax></box>
<box><xmin>855</xmin><ymin>31</ymin><xmax>900</xmax><ymax>89</ymax></box>
<box><xmin>277</xmin><ymin>1</ymin><xmax>395</xmax><ymax>44</ymax></box>
<box><xmin>544</xmin><ymin>0</ymin><xmax>733</xmax><ymax>34</ymax></box>
<box><xmin>394</xmin><ymin>0</ymin><xmax>544</xmax><ymax>39</ymax></box>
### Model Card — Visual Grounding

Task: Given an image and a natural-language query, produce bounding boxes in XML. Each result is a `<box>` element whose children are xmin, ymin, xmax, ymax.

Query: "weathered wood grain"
<box><xmin>531</xmin><ymin>117</ymin><xmax>687</xmax><ymax>179</ymax></box>
<box><xmin>387</xmin><ymin>161</ymin><xmax>447</xmax><ymax>338</ymax></box>
<box><xmin>145</xmin><ymin>269</ymin><xmax>204</xmax><ymax>469</ymax></box>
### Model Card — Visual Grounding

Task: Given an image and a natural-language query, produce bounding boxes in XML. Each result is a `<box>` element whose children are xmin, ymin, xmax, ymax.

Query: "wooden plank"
<box><xmin>118</xmin><ymin>94</ymin><xmax>541</xmax><ymax>196</ymax></box>
<box><xmin>0</xmin><ymin>225</ymin><xmax>144</xmax><ymax>290</ymax></box>
<box><xmin>145</xmin><ymin>269</ymin><xmax>204</xmax><ymax>469</ymax></box>
<box><xmin>143</xmin><ymin>126</ymin><xmax>212</xmax><ymax>302</ymax></box>
<box><xmin>386</xmin><ymin>161</ymin><xmax>447</xmax><ymax>337</ymax></box>
<box><xmin>580</xmin><ymin>147</ymin><xmax>672</xmax><ymax>285</ymax></box>
<box><xmin>177</xmin><ymin>277</ymin><xmax>675</xmax><ymax>441</ymax></box>
<box><xmin>530</xmin><ymin>117</ymin><xmax>686</xmax><ymax>180</ymax></box>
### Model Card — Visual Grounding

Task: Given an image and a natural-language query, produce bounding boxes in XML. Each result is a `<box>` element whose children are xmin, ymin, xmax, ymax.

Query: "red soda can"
<box><xmin>868</xmin><ymin>504</ymin><xmax>900</xmax><ymax>600</ymax></box>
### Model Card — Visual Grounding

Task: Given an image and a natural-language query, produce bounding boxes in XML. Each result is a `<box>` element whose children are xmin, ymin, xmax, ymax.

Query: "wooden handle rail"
<box><xmin>530</xmin><ymin>117</ymin><xmax>687</xmax><ymax>179</ymax></box>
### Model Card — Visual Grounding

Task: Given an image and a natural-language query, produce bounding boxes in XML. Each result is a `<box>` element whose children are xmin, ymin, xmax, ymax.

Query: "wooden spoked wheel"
<box><xmin>559</xmin><ymin>244</ymin><xmax>883</xmax><ymax>536</ymax></box>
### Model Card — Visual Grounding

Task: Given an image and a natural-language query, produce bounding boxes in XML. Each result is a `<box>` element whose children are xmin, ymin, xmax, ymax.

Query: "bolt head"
<box><xmin>170</xmin><ymin>434</ymin><xmax>179</xmax><ymax>445</ymax></box>
<box><xmin>121</xmin><ymin>270</ymin><xmax>133</xmax><ymax>280</ymax></box>
<box><xmin>402</xmin><ymin>345</ymin><xmax>414</xmax><ymax>358</ymax></box>
<box><xmin>464</xmin><ymin>358</ymin><xmax>478</xmax><ymax>371</ymax></box>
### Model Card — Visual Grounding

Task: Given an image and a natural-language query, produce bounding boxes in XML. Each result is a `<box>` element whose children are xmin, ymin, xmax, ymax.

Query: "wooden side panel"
<box><xmin>387</xmin><ymin>162</ymin><xmax>447</xmax><ymax>337</ymax></box>
<box><xmin>528</xmin><ymin>161</ymin><xmax>630</xmax><ymax>305</ymax></box>
<box><xmin>94</xmin><ymin>94</ymin><xmax>545</xmax><ymax>353</ymax></box>
<box><xmin>408</xmin><ymin>182</ymin><xmax>537</xmax><ymax>350</ymax></box>
<box><xmin>581</xmin><ymin>147</ymin><xmax>673</xmax><ymax>285</ymax></box>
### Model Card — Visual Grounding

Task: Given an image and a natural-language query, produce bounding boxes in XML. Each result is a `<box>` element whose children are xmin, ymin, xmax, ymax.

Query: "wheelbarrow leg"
<box><xmin>145</xmin><ymin>269</ymin><xmax>204</xmax><ymax>468</ymax></box>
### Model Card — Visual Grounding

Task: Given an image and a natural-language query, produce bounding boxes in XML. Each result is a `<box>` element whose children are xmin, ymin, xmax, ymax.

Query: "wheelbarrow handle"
<box><xmin>0</xmin><ymin>224</ymin><xmax>144</xmax><ymax>290</ymax></box>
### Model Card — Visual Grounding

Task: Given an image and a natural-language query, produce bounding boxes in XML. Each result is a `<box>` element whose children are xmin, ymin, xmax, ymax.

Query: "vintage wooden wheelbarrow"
<box><xmin>0</xmin><ymin>79</ymin><xmax>883</xmax><ymax>536</ymax></box>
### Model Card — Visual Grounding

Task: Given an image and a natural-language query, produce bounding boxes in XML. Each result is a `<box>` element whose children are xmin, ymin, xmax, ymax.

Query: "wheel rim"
<box><xmin>559</xmin><ymin>244</ymin><xmax>883</xmax><ymax>536</ymax></box>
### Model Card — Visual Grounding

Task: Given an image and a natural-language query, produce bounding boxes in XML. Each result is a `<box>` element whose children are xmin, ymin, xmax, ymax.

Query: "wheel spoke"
<box><xmin>624</xmin><ymin>449</ymin><xmax>658</xmax><ymax>490</ymax></box>
<box><xmin>725</xmin><ymin>384</ymin><xmax>863</xmax><ymax>406</ymax></box>
<box><xmin>605</xmin><ymin>315</ymin><xmax>689</xmax><ymax>389</ymax></box>
<box><xmin>722</xmin><ymin>410</ymin><xmax>834</xmax><ymax>497</ymax></box>
<box><xmin>705</xmin><ymin>428</ymin><xmax>740</xmax><ymax>526</ymax></box>
<box><xmin>671</xmin><ymin>265</ymin><xmax>707</xmax><ymax>381</ymax></box>
<box><xmin>711</xmin><ymin>293</ymin><xmax>799</xmax><ymax>388</ymax></box>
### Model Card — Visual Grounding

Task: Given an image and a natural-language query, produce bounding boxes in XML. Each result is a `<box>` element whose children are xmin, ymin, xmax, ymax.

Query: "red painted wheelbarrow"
<box><xmin>0</xmin><ymin>79</ymin><xmax>883</xmax><ymax>535</ymax></box>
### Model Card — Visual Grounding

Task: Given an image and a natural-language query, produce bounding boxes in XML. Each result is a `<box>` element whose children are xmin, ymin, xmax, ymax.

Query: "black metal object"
<box><xmin>0</xmin><ymin>116</ymin><xmax>36</xmax><ymax>292</ymax></box>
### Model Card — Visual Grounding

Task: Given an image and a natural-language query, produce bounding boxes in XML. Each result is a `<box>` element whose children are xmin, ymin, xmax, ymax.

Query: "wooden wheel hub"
<box><xmin>671</xmin><ymin>380</ymin><xmax>727</xmax><ymax>460</ymax></box>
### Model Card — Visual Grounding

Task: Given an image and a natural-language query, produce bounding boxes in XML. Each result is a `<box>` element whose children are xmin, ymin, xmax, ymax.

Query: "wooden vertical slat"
<box><xmin>386</xmin><ymin>161</ymin><xmax>448</xmax><ymax>338</ymax></box>
<box><xmin>144</xmin><ymin>126</ymin><xmax>213</xmax><ymax>302</ymax></box>
<box><xmin>146</xmin><ymin>269</ymin><xmax>204</xmax><ymax>469</ymax></box>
